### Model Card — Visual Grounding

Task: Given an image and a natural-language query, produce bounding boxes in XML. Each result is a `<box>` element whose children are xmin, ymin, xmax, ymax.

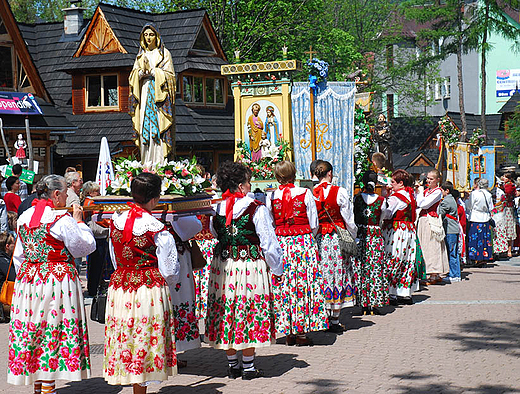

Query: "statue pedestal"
<box><xmin>250</xmin><ymin>178</ymin><xmax>315</xmax><ymax>192</ymax></box>
<box><xmin>89</xmin><ymin>193</ymin><xmax>214</xmax><ymax>221</ymax></box>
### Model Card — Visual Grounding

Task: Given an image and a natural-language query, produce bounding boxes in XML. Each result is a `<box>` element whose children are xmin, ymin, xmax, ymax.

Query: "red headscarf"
<box><xmin>222</xmin><ymin>190</ymin><xmax>245</xmax><ymax>226</ymax></box>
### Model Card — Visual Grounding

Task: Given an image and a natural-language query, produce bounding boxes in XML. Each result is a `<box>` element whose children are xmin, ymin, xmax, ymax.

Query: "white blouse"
<box><xmin>315</xmin><ymin>182</ymin><xmax>357</xmax><ymax>238</ymax></box>
<box><xmin>211</xmin><ymin>195</ymin><xmax>283</xmax><ymax>276</ymax></box>
<box><xmin>382</xmin><ymin>189</ymin><xmax>410</xmax><ymax>220</ymax></box>
<box><xmin>466</xmin><ymin>189</ymin><xmax>494</xmax><ymax>223</ymax></box>
<box><xmin>109</xmin><ymin>210</ymin><xmax>179</xmax><ymax>286</ymax></box>
<box><xmin>266</xmin><ymin>186</ymin><xmax>319</xmax><ymax>234</ymax></box>
<box><xmin>416</xmin><ymin>187</ymin><xmax>442</xmax><ymax>210</ymax></box>
<box><xmin>14</xmin><ymin>206</ymin><xmax>96</xmax><ymax>272</ymax></box>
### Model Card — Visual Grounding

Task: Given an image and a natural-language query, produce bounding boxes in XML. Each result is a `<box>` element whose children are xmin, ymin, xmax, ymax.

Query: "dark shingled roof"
<box><xmin>19</xmin><ymin>3</ymin><xmax>233</xmax><ymax>157</ymax></box>
<box><xmin>498</xmin><ymin>91</ymin><xmax>520</xmax><ymax>114</ymax></box>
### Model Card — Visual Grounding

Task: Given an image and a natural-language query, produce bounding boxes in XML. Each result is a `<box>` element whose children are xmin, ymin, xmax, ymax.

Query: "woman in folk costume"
<box><xmin>267</xmin><ymin>161</ymin><xmax>328</xmax><ymax>345</ymax></box>
<box><xmin>104</xmin><ymin>173</ymin><xmax>178</xmax><ymax>394</ymax></box>
<box><xmin>313</xmin><ymin>161</ymin><xmax>357</xmax><ymax>332</ymax></box>
<box><xmin>166</xmin><ymin>215</ymin><xmax>202</xmax><ymax>359</ymax></box>
<box><xmin>206</xmin><ymin>162</ymin><xmax>283</xmax><ymax>380</ymax></box>
<box><xmin>353</xmin><ymin>171</ymin><xmax>389</xmax><ymax>315</ymax></box>
<box><xmin>8</xmin><ymin>175</ymin><xmax>96</xmax><ymax>393</ymax></box>
<box><xmin>416</xmin><ymin>169</ymin><xmax>449</xmax><ymax>284</ymax></box>
<box><xmin>493</xmin><ymin>172</ymin><xmax>517</xmax><ymax>258</ymax></box>
<box><xmin>381</xmin><ymin>170</ymin><xmax>419</xmax><ymax>305</ymax></box>
<box><xmin>466</xmin><ymin>178</ymin><xmax>494</xmax><ymax>265</ymax></box>
<box><xmin>129</xmin><ymin>24</ymin><xmax>176</xmax><ymax>164</ymax></box>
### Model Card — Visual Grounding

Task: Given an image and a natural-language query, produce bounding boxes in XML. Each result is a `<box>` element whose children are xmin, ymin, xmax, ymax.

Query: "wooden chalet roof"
<box><xmin>498</xmin><ymin>91</ymin><xmax>520</xmax><ymax>114</ymax></box>
<box><xmin>18</xmin><ymin>3</ymin><xmax>233</xmax><ymax>157</ymax></box>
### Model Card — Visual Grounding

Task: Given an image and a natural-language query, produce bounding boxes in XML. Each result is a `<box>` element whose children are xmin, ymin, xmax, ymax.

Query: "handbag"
<box><xmin>90</xmin><ymin>292</ymin><xmax>107</xmax><ymax>324</ymax></box>
<box><xmin>190</xmin><ymin>240</ymin><xmax>207</xmax><ymax>271</ymax></box>
<box><xmin>323</xmin><ymin>206</ymin><xmax>358</xmax><ymax>255</ymax></box>
<box><xmin>0</xmin><ymin>253</ymin><xmax>15</xmax><ymax>306</ymax></box>
<box><xmin>480</xmin><ymin>190</ymin><xmax>496</xmax><ymax>227</ymax></box>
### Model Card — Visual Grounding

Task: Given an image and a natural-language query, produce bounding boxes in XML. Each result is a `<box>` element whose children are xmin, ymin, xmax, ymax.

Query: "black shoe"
<box><xmin>326</xmin><ymin>323</ymin><xmax>345</xmax><ymax>334</ymax></box>
<box><xmin>228</xmin><ymin>366</ymin><xmax>242</xmax><ymax>379</ymax></box>
<box><xmin>242</xmin><ymin>368</ymin><xmax>264</xmax><ymax>380</ymax></box>
<box><xmin>389</xmin><ymin>297</ymin><xmax>398</xmax><ymax>306</ymax></box>
<box><xmin>398</xmin><ymin>296</ymin><xmax>414</xmax><ymax>305</ymax></box>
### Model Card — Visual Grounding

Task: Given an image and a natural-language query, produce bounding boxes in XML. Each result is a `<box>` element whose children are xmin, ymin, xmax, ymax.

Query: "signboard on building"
<box><xmin>0</xmin><ymin>92</ymin><xmax>43</xmax><ymax>115</ymax></box>
<box><xmin>496</xmin><ymin>69</ymin><xmax>520</xmax><ymax>98</ymax></box>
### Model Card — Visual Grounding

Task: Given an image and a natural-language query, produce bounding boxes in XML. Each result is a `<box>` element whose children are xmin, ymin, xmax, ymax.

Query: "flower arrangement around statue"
<box><xmin>438</xmin><ymin>115</ymin><xmax>461</xmax><ymax>147</ymax></box>
<box><xmin>307</xmin><ymin>58</ymin><xmax>329</xmax><ymax>89</ymax></box>
<box><xmin>108</xmin><ymin>156</ymin><xmax>210</xmax><ymax>196</ymax></box>
<box><xmin>468</xmin><ymin>128</ymin><xmax>486</xmax><ymax>150</ymax></box>
<box><xmin>236</xmin><ymin>139</ymin><xmax>291</xmax><ymax>180</ymax></box>
<box><xmin>354</xmin><ymin>108</ymin><xmax>372</xmax><ymax>188</ymax></box>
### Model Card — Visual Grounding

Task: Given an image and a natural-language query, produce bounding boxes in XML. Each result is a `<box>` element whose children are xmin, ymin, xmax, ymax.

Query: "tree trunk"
<box><xmin>480</xmin><ymin>2</ymin><xmax>489</xmax><ymax>140</ymax></box>
<box><xmin>457</xmin><ymin>2</ymin><xmax>467</xmax><ymax>138</ymax></box>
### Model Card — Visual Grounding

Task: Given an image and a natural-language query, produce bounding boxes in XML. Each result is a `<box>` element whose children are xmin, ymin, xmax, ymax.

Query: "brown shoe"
<box><xmin>286</xmin><ymin>334</ymin><xmax>296</xmax><ymax>346</ymax></box>
<box><xmin>295</xmin><ymin>335</ymin><xmax>314</xmax><ymax>347</ymax></box>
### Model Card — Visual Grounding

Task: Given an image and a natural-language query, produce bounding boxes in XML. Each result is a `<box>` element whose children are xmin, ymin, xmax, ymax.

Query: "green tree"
<box><xmin>8</xmin><ymin>0</ymin><xmax>97</xmax><ymax>23</ymax></box>
<box><xmin>505</xmin><ymin>104</ymin><xmax>520</xmax><ymax>161</ymax></box>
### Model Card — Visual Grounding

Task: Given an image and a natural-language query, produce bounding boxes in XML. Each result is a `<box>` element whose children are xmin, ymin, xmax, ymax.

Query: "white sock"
<box><xmin>242</xmin><ymin>354</ymin><xmax>255</xmax><ymax>372</ymax></box>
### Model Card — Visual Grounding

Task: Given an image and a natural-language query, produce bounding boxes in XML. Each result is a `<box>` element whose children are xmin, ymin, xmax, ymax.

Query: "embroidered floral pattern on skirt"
<box><xmin>317</xmin><ymin>232</ymin><xmax>355</xmax><ymax>310</ymax></box>
<box><xmin>353</xmin><ymin>226</ymin><xmax>389</xmax><ymax>308</ymax></box>
<box><xmin>8</xmin><ymin>275</ymin><xmax>90</xmax><ymax>385</ymax></box>
<box><xmin>103</xmin><ymin>285</ymin><xmax>177</xmax><ymax>385</ymax></box>
<box><xmin>468</xmin><ymin>222</ymin><xmax>493</xmax><ymax>261</ymax></box>
<box><xmin>272</xmin><ymin>233</ymin><xmax>328</xmax><ymax>334</ymax></box>
<box><xmin>205</xmin><ymin>257</ymin><xmax>276</xmax><ymax>350</ymax></box>
<box><xmin>493</xmin><ymin>207</ymin><xmax>516</xmax><ymax>254</ymax></box>
<box><xmin>194</xmin><ymin>238</ymin><xmax>217</xmax><ymax>321</ymax></box>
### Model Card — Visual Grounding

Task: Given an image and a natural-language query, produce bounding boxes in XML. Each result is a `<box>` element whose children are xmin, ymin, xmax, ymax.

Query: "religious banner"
<box><xmin>0</xmin><ymin>92</ymin><xmax>43</xmax><ymax>115</ymax></box>
<box><xmin>446</xmin><ymin>142</ymin><xmax>471</xmax><ymax>191</ymax></box>
<box><xmin>291</xmin><ymin>82</ymin><xmax>356</xmax><ymax>194</ymax></box>
<box><xmin>469</xmin><ymin>145</ymin><xmax>496</xmax><ymax>189</ymax></box>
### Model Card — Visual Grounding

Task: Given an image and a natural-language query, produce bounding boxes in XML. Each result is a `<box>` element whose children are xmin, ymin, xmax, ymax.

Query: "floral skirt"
<box><xmin>468</xmin><ymin>222</ymin><xmax>493</xmax><ymax>261</ymax></box>
<box><xmin>383</xmin><ymin>226</ymin><xmax>419</xmax><ymax>297</ymax></box>
<box><xmin>353</xmin><ymin>226</ymin><xmax>389</xmax><ymax>308</ymax></box>
<box><xmin>317</xmin><ymin>231</ymin><xmax>355</xmax><ymax>310</ymax></box>
<box><xmin>205</xmin><ymin>256</ymin><xmax>276</xmax><ymax>350</ymax></box>
<box><xmin>194</xmin><ymin>239</ymin><xmax>217</xmax><ymax>322</ymax></box>
<box><xmin>103</xmin><ymin>285</ymin><xmax>177</xmax><ymax>385</ymax></box>
<box><xmin>494</xmin><ymin>207</ymin><xmax>516</xmax><ymax>254</ymax></box>
<box><xmin>272</xmin><ymin>233</ymin><xmax>328</xmax><ymax>335</ymax></box>
<box><xmin>8</xmin><ymin>274</ymin><xmax>90</xmax><ymax>385</ymax></box>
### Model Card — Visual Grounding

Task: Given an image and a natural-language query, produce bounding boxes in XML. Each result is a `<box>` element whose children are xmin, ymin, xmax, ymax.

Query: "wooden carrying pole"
<box><xmin>0</xmin><ymin>118</ymin><xmax>12</xmax><ymax>164</ymax></box>
<box><xmin>25</xmin><ymin>117</ymin><xmax>33</xmax><ymax>171</ymax></box>
<box><xmin>310</xmin><ymin>87</ymin><xmax>316</xmax><ymax>161</ymax></box>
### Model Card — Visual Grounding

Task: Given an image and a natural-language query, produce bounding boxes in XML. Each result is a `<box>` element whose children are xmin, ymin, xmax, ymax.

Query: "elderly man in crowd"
<box><xmin>65</xmin><ymin>171</ymin><xmax>83</xmax><ymax>207</ymax></box>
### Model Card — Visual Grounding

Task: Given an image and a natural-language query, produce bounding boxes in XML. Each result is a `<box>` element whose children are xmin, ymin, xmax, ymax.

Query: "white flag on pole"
<box><xmin>96</xmin><ymin>137</ymin><xmax>114</xmax><ymax>196</ymax></box>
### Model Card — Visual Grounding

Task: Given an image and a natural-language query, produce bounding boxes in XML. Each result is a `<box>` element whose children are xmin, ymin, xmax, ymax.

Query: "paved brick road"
<box><xmin>1</xmin><ymin>260</ymin><xmax>520</xmax><ymax>393</ymax></box>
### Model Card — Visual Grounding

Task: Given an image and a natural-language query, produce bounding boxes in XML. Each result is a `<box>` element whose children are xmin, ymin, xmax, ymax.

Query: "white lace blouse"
<box><xmin>382</xmin><ymin>189</ymin><xmax>410</xmax><ymax>220</ymax></box>
<box><xmin>109</xmin><ymin>210</ymin><xmax>179</xmax><ymax>285</ymax></box>
<box><xmin>210</xmin><ymin>195</ymin><xmax>283</xmax><ymax>276</ymax></box>
<box><xmin>266</xmin><ymin>186</ymin><xmax>319</xmax><ymax>234</ymax></box>
<box><xmin>14</xmin><ymin>206</ymin><xmax>96</xmax><ymax>272</ymax></box>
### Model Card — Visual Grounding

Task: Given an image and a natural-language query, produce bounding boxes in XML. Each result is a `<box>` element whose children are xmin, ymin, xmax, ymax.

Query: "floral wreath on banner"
<box><xmin>236</xmin><ymin>139</ymin><xmax>291</xmax><ymax>180</ymax></box>
<box><xmin>468</xmin><ymin>127</ymin><xmax>486</xmax><ymax>151</ymax></box>
<box><xmin>108</xmin><ymin>156</ymin><xmax>210</xmax><ymax>196</ymax></box>
<box><xmin>438</xmin><ymin>115</ymin><xmax>461</xmax><ymax>147</ymax></box>
<box><xmin>307</xmin><ymin>58</ymin><xmax>329</xmax><ymax>90</ymax></box>
<box><xmin>354</xmin><ymin>107</ymin><xmax>372</xmax><ymax>188</ymax></box>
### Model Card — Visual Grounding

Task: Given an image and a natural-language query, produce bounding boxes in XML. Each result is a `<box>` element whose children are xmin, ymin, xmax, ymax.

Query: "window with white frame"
<box><xmin>86</xmin><ymin>74</ymin><xmax>118</xmax><ymax>108</ymax></box>
<box><xmin>434</xmin><ymin>82</ymin><xmax>442</xmax><ymax>100</ymax></box>
<box><xmin>443</xmin><ymin>77</ymin><xmax>451</xmax><ymax>98</ymax></box>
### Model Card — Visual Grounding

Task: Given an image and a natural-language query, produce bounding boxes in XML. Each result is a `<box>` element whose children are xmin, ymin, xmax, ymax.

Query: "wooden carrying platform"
<box><xmin>83</xmin><ymin>193</ymin><xmax>215</xmax><ymax>221</ymax></box>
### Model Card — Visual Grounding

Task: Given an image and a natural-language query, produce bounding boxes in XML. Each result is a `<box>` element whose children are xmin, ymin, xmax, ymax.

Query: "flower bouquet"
<box><xmin>438</xmin><ymin>115</ymin><xmax>461</xmax><ymax>147</ymax></box>
<box><xmin>468</xmin><ymin>128</ymin><xmax>486</xmax><ymax>150</ymax></box>
<box><xmin>307</xmin><ymin>58</ymin><xmax>329</xmax><ymax>89</ymax></box>
<box><xmin>108</xmin><ymin>156</ymin><xmax>210</xmax><ymax>196</ymax></box>
<box><xmin>236</xmin><ymin>139</ymin><xmax>291</xmax><ymax>180</ymax></box>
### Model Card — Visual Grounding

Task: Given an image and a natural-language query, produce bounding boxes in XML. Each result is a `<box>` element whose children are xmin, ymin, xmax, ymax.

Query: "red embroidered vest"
<box><xmin>271</xmin><ymin>192</ymin><xmax>311</xmax><ymax>236</ymax></box>
<box><xmin>419</xmin><ymin>188</ymin><xmax>441</xmax><ymax>218</ymax></box>
<box><xmin>193</xmin><ymin>214</ymin><xmax>214</xmax><ymax>241</ymax></box>
<box><xmin>392</xmin><ymin>192</ymin><xmax>415</xmax><ymax>230</ymax></box>
<box><xmin>17</xmin><ymin>214</ymin><xmax>76</xmax><ymax>283</ymax></box>
<box><xmin>109</xmin><ymin>220</ymin><xmax>166</xmax><ymax>291</ymax></box>
<box><xmin>314</xmin><ymin>185</ymin><xmax>346</xmax><ymax>235</ymax></box>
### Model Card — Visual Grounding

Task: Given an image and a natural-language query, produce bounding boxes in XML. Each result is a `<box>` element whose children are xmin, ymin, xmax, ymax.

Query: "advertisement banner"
<box><xmin>496</xmin><ymin>69</ymin><xmax>520</xmax><ymax>98</ymax></box>
<box><xmin>0</xmin><ymin>92</ymin><xmax>43</xmax><ymax>115</ymax></box>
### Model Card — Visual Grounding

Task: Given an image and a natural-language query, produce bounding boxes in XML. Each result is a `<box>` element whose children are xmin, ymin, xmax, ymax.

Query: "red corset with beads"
<box><xmin>271</xmin><ymin>192</ymin><xmax>311</xmax><ymax>236</ymax></box>
<box><xmin>109</xmin><ymin>222</ymin><xmax>166</xmax><ymax>291</ymax></box>
<box><xmin>392</xmin><ymin>192</ymin><xmax>416</xmax><ymax>231</ymax></box>
<box><xmin>314</xmin><ymin>185</ymin><xmax>346</xmax><ymax>235</ymax></box>
<box><xmin>17</xmin><ymin>214</ymin><xmax>77</xmax><ymax>283</ymax></box>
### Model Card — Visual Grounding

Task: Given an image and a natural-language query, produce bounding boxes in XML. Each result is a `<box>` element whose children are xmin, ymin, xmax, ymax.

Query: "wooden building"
<box><xmin>0</xmin><ymin>0</ymin><xmax>76</xmax><ymax>177</ymax></box>
<box><xmin>17</xmin><ymin>2</ymin><xmax>235</xmax><ymax>180</ymax></box>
